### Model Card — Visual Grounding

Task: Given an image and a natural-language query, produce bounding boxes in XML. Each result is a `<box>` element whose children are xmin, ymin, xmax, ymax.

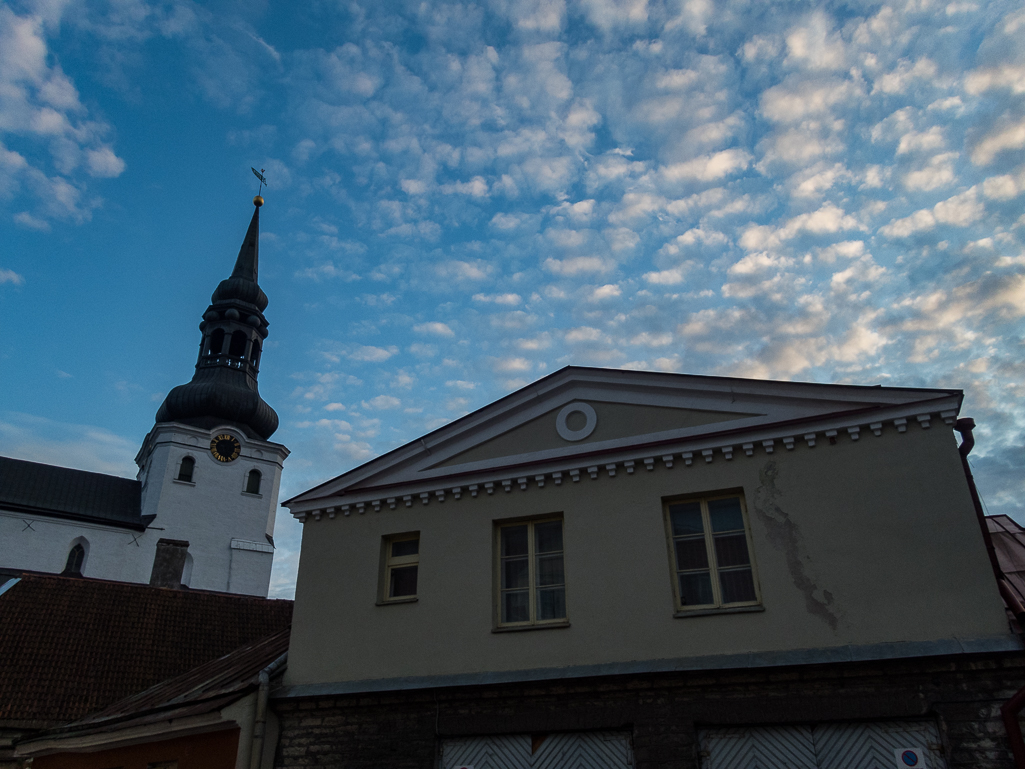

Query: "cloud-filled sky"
<box><xmin>2</xmin><ymin>0</ymin><xmax>1024</xmax><ymax>598</ymax></box>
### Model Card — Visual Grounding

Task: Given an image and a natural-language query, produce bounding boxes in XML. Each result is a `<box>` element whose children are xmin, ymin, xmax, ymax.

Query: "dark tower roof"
<box><xmin>154</xmin><ymin>198</ymin><xmax>279</xmax><ymax>440</ymax></box>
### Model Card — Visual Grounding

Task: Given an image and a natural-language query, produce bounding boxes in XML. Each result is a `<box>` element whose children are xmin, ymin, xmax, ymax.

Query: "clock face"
<box><xmin>210</xmin><ymin>433</ymin><xmax>241</xmax><ymax>462</ymax></box>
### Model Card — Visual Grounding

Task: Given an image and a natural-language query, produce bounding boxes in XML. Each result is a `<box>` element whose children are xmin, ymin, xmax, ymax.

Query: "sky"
<box><xmin>2</xmin><ymin>0</ymin><xmax>1024</xmax><ymax>599</ymax></box>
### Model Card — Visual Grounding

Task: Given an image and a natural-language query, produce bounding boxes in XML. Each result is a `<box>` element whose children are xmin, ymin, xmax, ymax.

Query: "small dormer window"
<box><xmin>177</xmin><ymin>456</ymin><xmax>195</xmax><ymax>483</ymax></box>
<box><xmin>229</xmin><ymin>330</ymin><xmax>247</xmax><ymax>358</ymax></box>
<box><xmin>245</xmin><ymin>469</ymin><xmax>262</xmax><ymax>495</ymax></box>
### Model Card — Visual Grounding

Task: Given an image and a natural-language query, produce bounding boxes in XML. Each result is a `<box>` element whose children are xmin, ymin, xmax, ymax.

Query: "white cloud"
<box><xmin>349</xmin><ymin>345</ymin><xmax>399</xmax><ymax>362</ymax></box>
<box><xmin>413</xmin><ymin>321</ymin><xmax>455</xmax><ymax>337</ymax></box>
<box><xmin>659</xmin><ymin>149</ymin><xmax>752</xmax><ymax>182</ymax></box>
<box><xmin>362</xmin><ymin>395</ymin><xmax>401</xmax><ymax>410</ymax></box>
<box><xmin>965</xmin><ymin>65</ymin><xmax>1025</xmax><ymax>95</ymax></box>
<box><xmin>587</xmin><ymin>283</ymin><xmax>622</xmax><ymax>301</ymax></box>
<box><xmin>472</xmin><ymin>293</ymin><xmax>522</xmax><ymax>305</ymax></box>
<box><xmin>972</xmin><ymin>119</ymin><xmax>1025</xmax><ymax>166</ymax></box>
<box><xmin>0</xmin><ymin>268</ymin><xmax>25</xmax><ymax>285</ymax></box>
<box><xmin>903</xmin><ymin>153</ymin><xmax>958</xmax><ymax>191</ymax></box>
<box><xmin>880</xmin><ymin>187</ymin><xmax>984</xmax><ymax>237</ymax></box>
<box><xmin>543</xmin><ymin>256</ymin><xmax>611</xmax><ymax>276</ymax></box>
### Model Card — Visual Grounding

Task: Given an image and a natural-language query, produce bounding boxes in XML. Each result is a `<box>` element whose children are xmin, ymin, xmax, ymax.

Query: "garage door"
<box><xmin>698</xmin><ymin>720</ymin><xmax>945</xmax><ymax>769</ymax></box>
<box><xmin>442</xmin><ymin>731</ymin><xmax>633</xmax><ymax>769</ymax></box>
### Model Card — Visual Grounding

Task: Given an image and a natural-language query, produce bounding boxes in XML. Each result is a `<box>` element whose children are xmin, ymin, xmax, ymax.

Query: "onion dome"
<box><xmin>154</xmin><ymin>199</ymin><xmax>279</xmax><ymax>440</ymax></box>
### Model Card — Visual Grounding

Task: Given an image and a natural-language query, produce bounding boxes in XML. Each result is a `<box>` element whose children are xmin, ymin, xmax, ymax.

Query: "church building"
<box><xmin>0</xmin><ymin>197</ymin><xmax>288</xmax><ymax>597</ymax></box>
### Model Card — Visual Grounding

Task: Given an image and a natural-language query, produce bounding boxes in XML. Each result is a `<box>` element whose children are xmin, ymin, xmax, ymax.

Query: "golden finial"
<box><xmin>251</xmin><ymin>167</ymin><xmax>267</xmax><ymax>206</ymax></box>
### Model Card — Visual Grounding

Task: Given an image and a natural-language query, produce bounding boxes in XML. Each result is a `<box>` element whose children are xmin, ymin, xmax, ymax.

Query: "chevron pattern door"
<box><xmin>442</xmin><ymin>731</ymin><xmax>633</xmax><ymax>769</ymax></box>
<box><xmin>699</xmin><ymin>720</ymin><xmax>946</xmax><ymax>769</ymax></box>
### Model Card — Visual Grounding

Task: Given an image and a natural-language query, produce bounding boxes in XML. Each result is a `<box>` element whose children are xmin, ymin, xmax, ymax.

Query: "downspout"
<box><xmin>250</xmin><ymin>651</ymin><xmax>287</xmax><ymax>769</ymax></box>
<box><xmin>955</xmin><ymin>419</ymin><xmax>1025</xmax><ymax>769</ymax></box>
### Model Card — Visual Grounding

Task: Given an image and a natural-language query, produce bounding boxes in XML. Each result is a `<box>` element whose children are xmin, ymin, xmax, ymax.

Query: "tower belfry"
<box><xmin>155</xmin><ymin>197</ymin><xmax>278</xmax><ymax>440</ymax></box>
<box><xmin>136</xmin><ymin>196</ymin><xmax>289</xmax><ymax>596</ymax></box>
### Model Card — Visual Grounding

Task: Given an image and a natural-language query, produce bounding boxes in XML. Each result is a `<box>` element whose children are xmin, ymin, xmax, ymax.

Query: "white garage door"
<box><xmin>442</xmin><ymin>731</ymin><xmax>633</xmax><ymax>769</ymax></box>
<box><xmin>698</xmin><ymin>720</ymin><xmax>946</xmax><ymax>769</ymax></box>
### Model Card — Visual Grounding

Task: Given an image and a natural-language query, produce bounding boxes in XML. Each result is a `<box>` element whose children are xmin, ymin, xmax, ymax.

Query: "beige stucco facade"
<box><xmin>284</xmin><ymin>403</ymin><xmax>1010</xmax><ymax>690</ymax></box>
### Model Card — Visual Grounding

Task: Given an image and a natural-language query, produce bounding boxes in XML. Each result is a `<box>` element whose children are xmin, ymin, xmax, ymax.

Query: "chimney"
<box><xmin>150</xmin><ymin>538</ymin><xmax>190</xmax><ymax>589</ymax></box>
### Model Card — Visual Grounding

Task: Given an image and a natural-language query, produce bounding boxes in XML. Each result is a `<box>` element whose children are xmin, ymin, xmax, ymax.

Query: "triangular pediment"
<box><xmin>433</xmin><ymin>401</ymin><xmax>759</xmax><ymax>469</ymax></box>
<box><xmin>285</xmin><ymin>366</ymin><xmax>961</xmax><ymax>508</ymax></box>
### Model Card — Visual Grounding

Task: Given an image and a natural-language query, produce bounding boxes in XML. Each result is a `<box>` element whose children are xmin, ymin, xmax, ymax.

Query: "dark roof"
<box><xmin>0</xmin><ymin>571</ymin><xmax>292</xmax><ymax>728</ymax></box>
<box><xmin>0</xmin><ymin>456</ymin><xmax>148</xmax><ymax>530</ymax></box>
<box><xmin>30</xmin><ymin>629</ymin><xmax>289</xmax><ymax>743</ymax></box>
<box><xmin>988</xmin><ymin>514</ymin><xmax>1025</xmax><ymax>608</ymax></box>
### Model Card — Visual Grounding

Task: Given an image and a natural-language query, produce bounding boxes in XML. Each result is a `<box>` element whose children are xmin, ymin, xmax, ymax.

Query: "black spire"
<box><xmin>154</xmin><ymin>197</ymin><xmax>279</xmax><ymax>440</ymax></box>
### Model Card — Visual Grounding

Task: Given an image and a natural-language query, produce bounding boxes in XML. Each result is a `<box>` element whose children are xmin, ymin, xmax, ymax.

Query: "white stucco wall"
<box><xmin>136</xmin><ymin>423</ymin><xmax>287</xmax><ymax>595</ymax></box>
<box><xmin>0</xmin><ymin>510</ymin><xmax>155</xmax><ymax>583</ymax></box>
<box><xmin>284</xmin><ymin>419</ymin><xmax>1012</xmax><ymax>689</ymax></box>
<box><xmin>0</xmin><ymin>422</ymin><xmax>287</xmax><ymax>597</ymax></box>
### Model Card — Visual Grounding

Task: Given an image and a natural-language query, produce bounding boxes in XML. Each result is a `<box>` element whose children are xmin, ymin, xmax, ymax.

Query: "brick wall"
<box><xmin>273</xmin><ymin>652</ymin><xmax>1025</xmax><ymax>769</ymax></box>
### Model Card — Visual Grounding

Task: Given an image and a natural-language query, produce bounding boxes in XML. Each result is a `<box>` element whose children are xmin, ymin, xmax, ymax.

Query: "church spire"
<box><xmin>154</xmin><ymin>196</ymin><xmax>279</xmax><ymax>440</ymax></box>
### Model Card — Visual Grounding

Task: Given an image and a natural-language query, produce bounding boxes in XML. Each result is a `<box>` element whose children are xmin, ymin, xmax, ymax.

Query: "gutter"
<box><xmin>955</xmin><ymin>419</ymin><xmax>1025</xmax><ymax>769</ymax></box>
<box><xmin>249</xmin><ymin>651</ymin><xmax>287</xmax><ymax>769</ymax></box>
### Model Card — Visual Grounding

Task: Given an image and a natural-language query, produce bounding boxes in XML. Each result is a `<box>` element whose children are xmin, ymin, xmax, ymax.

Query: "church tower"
<box><xmin>136</xmin><ymin>196</ymin><xmax>288</xmax><ymax>596</ymax></box>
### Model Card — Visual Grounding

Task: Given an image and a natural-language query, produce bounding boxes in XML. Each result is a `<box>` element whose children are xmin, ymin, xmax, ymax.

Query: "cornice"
<box><xmin>289</xmin><ymin>401</ymin><xmax>960</xmax><ymax>522</ymax></box>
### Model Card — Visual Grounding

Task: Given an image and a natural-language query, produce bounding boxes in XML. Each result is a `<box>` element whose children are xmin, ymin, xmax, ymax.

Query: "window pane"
<box><xmin>669</xmin><ymin>503</ymin><xmax>704</xmax><ymax>536</ymax></box>
<box><xmin>678</xmin><ymin>572</ymin><xmax>714</xmax><ymax>606</ymax></box>
<box><xmin>502</xmin><ymin>525</ymin><xmax>528</xmax><ymax>556</ymax></box>
<box><xmin>534</xmin><ymin>521</ymin><xmax>563</xmax><ymax>553</ymax></box>
<box><xmin>389</xmin><ymin>565</ymin><xmax>418</xmax><ymax>597</ymax></box>
<box><xmin>536</xmin><ymin>587</ymin><xmax>566</xmax><ymax>620</ymax></box>
<box><xmin>502</xmin><ymin>590</ymin><xmax>529</xmax><ymax>623</ymax></box>
<box><xmin>714</xmin><ymin>533</ymin><xmax>751</xmax><ymax>568</ymax></box>
<box><xmin>502</xmin><ymin>557</ymin><xmax>529</xmax><ymax>589</ymax></box>
<box><xmin>674</xmin><ymin>537</ymin><xmax>709</xmax><ymax>570</ymax></box>
<box><xmin>391</xmin><ymin>538</ymin><xmax>419</xmax><ymax>557</ymax></box>
<box><xmin>536</xmin><ymin>553</ymin><xmax>564</xmax><ymax>586</ymax></box>
<box><xmin>720</xmin><ymin>568</ymin><xmax>757</xmax><ymax>603</ymax></box>
<box><xmin>708</xmin><ymin>497</ymin><xmax>744</xmax><ymax>532</ymax></box>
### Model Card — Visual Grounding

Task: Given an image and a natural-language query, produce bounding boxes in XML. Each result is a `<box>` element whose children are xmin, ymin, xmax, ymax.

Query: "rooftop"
<box><xmin>0</xmin><ymin>456</ymin><xmax>149</xmax><ymax>531</ymax></box>
<box><xmin>0</xmin><ymin>570</ymin><xmax>292</xmax><ymax>728</ymax></box>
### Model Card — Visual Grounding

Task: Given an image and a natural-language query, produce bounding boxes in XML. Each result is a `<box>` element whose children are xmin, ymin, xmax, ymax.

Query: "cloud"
<box><xmin>413</xmin><ymin>321</ymin><xmax>455</xmax><ymax>337</ymax></box>
<box><xmin>972</xmin><ymin>119</ymin><xmax>1025</xmax><ymax>166</ymax></box>
<box><xmin>0</xmin><ymin>268</ymin><xmax>26</xmax><ymax>285</ymax></box>
<box><xmin>543</xmin><ymin>256</ymin><xmax>611</xmax><ymax>276</ymax></box>
<box><xmin>362</xmin><ymin>395</ymin><xmax>401</xmax><ymax>410</ymax></box>
<box><xmin>349</xmin><ymin>345</ymin><xmax>399</xmax><ymax>362</ymax></box>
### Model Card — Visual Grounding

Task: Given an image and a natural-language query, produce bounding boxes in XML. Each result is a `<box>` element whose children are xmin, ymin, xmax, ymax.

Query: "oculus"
<box><xmin>556</xmin><ymin>402</ymin><xmax>597</xmax><ymax>442</ymax></box>
<box><xmin>210</xmin><ymin>433</ymin><xmax>242</xmax><ymax>463</ymax></box>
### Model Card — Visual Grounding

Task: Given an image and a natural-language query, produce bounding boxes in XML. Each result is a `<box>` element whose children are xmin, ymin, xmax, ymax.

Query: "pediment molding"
<box><xmin>285</xmin><ymin>367</ymin><xmax>962</xmax><ymax>516</ymax></box>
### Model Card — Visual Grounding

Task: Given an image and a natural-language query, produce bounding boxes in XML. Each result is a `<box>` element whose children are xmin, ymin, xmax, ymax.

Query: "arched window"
<box><xmin>229</xmin><ymin>330</ymin><xmax>247</xmax><ymax>358</ymax></box>
<box><xmin>177</xmin><ymin>456</ymin><xmax>195</xmax><ymax>482</ymax></box>
<box><xmin>63</xmin><ymin>540</ymin><xmax>87</xmax><ymax>576</ymax></box>
<box><xmin>245</xmin><ymin>469</ymin><xmax>262</xmax><ymax>495</ymax></box>
<box><xmin>250</xmin><ymin>340</ymin><xmax>261</xmax><ymax>368</ymax></box>
<box><xmin>207</xmin><ymin>328</ymin><xmax>225</xmax><ymax>356</ymax></box>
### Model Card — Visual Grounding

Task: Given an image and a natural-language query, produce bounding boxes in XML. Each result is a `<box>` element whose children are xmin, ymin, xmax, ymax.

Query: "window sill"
<box><xmin>492</xmin><ymin>620</ymin><xmax>571</xmax><ymax>633</ymax></box>
<box><xmin>674</xmin><ymin>605</ymin><xmax>764</xmax><ymax>619</ymax></box>
<box><xmin>241</xmin><ymin>492</ymin><xmax>263</xmax><ymax>498</ymax></box>
<box><xmin>376</xmin><ymin>596</ymin><xmax>418</xmax><ymax>606</ymax></box>
<box><xmin>172</xmin><ymin>479</ymin><xmax>195</xmax><ymax>486</ymax></box>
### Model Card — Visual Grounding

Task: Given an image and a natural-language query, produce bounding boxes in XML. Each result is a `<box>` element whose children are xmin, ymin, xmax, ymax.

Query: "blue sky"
<box><xmin>2</xmin><ymin>0</ymin><xmax>1024</xmax><ymax>598</ymax></box>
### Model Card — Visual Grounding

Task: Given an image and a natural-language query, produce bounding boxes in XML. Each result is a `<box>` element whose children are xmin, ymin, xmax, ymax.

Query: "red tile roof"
<box><xmin>29</xmin><ymin>629</ymin><xmax>290</xmax><ymax>744</ymax></box>
<box><xmin>0</xmin><ymin>571</ymin><xmax>292</xmax><ymax>728</ymax></box>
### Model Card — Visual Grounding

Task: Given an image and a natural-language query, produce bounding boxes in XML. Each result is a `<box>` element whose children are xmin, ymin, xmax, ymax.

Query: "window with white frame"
<box><xmin>381</xmin><ymin>533</ymin><xmax>419</xmax><ymax>601</ymax></box>
<box><xmin>497</xmin><ymin>518</ymin><xmax>566</xmax><ymax>627</ymax></box>
<box><xmin>665</xmin><ymin>493</ymin><xmax>759</xmax><ymax>612</ymax></box>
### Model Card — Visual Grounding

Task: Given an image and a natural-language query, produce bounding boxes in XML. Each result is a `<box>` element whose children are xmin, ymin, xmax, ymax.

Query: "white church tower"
<box><xmin>139</xmin><ymin>195</ymin><xmax>288</xmax><ymax>595</ymax></box>
<box><xmin>0</xmin><ymin>196</ymin><xmax>286</xmax><ymax>596</ymax></box>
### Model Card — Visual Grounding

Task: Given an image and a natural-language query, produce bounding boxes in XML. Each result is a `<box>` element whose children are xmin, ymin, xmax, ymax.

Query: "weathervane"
<box><xmin>251</xmin><ymin>167</ymin><xmax>267</xmax><ymax>207</ymax></box>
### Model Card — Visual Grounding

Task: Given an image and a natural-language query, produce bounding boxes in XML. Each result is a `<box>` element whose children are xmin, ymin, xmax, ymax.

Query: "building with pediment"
<box><xmin>0</xmin><ymin>198</ymin><xmax>287</xmax><ymax>597</ymax></box>
<box><xmin>273</xmin><ymin>367</ymin><xmax>1025</xmax><ymax>769</ymax></box>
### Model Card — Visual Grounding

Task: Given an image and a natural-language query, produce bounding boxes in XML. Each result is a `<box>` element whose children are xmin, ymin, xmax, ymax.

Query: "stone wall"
<box><xmin>272</xmin><ymin>652</ymin><xmax>1025</xmax><ymax>769</ymax></box>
